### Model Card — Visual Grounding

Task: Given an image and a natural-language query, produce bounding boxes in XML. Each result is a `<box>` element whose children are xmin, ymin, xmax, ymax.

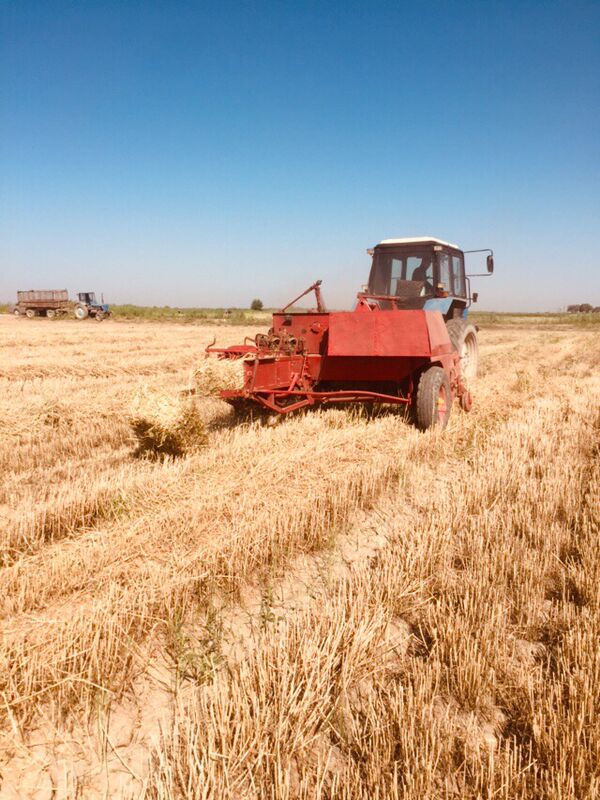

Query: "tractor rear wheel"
<box><xmin>415</xmin><ymin>366</ymin><xmax>452</xmax><ymax>430</ymax></box>
<box><xmin>446</xmin><ymin>319</ymin><xmax>479</xmax><ymax>382</ymax></box>
<box><xmin>74</xmin><ymin>305</ymin><xmax>88</xmax><ymax>320</ymax></box>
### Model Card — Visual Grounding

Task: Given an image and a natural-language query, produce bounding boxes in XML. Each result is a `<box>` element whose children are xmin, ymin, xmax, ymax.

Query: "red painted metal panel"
<box><xmin>245</xmin><ymin>356</ymin><xmax>306</xmax><ymax>391</ymax></box>
<box><xmin>425</xmin><ymin>311</ymin><xmax>453</xmax><ymax>357</ymax></box>
<box><xmin>327</xmin><ymin>311</ymin><xmax>431</xmax><ymax>357</ymax></box>
<box><xmin>319</xmin><ymin>356</ymin><xmax>422</xmax><ymax>383</ymax></box>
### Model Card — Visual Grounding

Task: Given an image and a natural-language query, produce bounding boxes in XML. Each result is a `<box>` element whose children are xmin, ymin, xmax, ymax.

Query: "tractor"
<box><xmin>207</xmin><ymin>237</ymin><xmax>494</xmax><ymax>430</ymax></box>
<box><xmin>74</xmin><ymin>292</ymin><xmax>111</xmax><ymax>321</ymax></box>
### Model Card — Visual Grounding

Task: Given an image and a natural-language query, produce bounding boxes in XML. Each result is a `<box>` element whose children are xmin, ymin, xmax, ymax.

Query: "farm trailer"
<box><xmin>11</xmin><ymin>290</ymin><xmax>70</xmax><ymax>319</ymax></box>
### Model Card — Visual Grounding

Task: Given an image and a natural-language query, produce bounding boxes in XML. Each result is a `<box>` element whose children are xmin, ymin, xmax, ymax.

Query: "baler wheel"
<box><xmin>415</xmin><ymin>366</ymin><xmax>452</xmax><ymax>431</ymax></box>
<box><xmin>446</xmin><ymin>319</ymin><xmax>479</xmax><ymax>382</ymax></box>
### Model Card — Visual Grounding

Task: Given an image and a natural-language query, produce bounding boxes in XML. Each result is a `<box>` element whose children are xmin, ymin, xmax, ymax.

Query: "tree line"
<box><xmin>566</xmin><ymin>304</ymin><xmax>600</xmax><ymax>313</ymax></box>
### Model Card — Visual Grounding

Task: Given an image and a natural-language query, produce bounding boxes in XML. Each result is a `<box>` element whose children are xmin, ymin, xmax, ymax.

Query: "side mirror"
<box><xmin>487</xmin><ymin>255</ymin><xmax>494</xmax><ymax>273</ymax></box>
<box><xmin>472</xmin><ymin>292</ymin><xmax>479</xmax><ymax>303</ymax></box>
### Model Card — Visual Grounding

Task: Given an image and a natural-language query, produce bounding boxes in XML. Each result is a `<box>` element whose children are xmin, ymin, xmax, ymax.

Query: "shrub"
<box><xmin>250</xmin><ymin>298</ymin><xmax>264</xmax><ymax>311</ymax></box>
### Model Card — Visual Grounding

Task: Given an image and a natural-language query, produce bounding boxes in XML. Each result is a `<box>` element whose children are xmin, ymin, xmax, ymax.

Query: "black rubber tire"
<box><xmin>446</xmin><ymin>318</ymin><xmax>479</xmax><ymax>382</ymax></box>
<box><xmin>25</xmin><ymin>308</ymin><xmax>35</xmax><ymax>319</ymax></box>
<box><xmin>74</xmin><ymin>305</ymin><xmax>88</xmax><ymax>320</ymax></box>
<box><xmin>46</xmin><ymin>309</ymin><xmax>56</xmax><ymax>319</ymax></box>
<box><xmin>13</xmin><ymin>307</ymin><xmax>20</xmax><ymax>316</ymax></box>
<box><xmin>415</xmin><ymin>366</ymin><xmax>452</xmax><ymax>431</ymax></box>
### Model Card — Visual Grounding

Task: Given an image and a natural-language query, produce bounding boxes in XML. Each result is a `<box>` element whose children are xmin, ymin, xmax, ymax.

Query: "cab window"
<box><xmin>389</xmin><ymin>256</ymin><xmax>433</xmax><ymax>294</ymax></box>
<box><xmin>389</xmin><ymin>258</ymin><xmax>402</xmax><ymax>294</ymax></box>
<box><xmin>452</xmin><ymin>255</ymin><xmax>466</xmax><ymax>297</ymax></box>
<box><xmin>369</xmin><ymin>250</ymin><xmax>434</xmax><ymax>295</ymax></box>
<box><xmin>438</xmin><ymin>253</ymin><xmax>451</xmax><ymax>292</ymax></box>
<box><xmin>407</xmin><ymin>256</ymin><xmax>433</xmax><ymax>285</ymax></box>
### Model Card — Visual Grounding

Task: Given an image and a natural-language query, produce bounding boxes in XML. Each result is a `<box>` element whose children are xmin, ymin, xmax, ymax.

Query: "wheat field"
<box><xmin>0</xmin><ymin>314</ymin><xmax>598</xmax><ymax>799</ymax></box>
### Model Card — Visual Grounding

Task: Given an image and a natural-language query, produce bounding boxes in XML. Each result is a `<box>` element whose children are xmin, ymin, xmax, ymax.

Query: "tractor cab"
<box><xmin>77</xmin><ymin>291</ymin><xmax>110</xmax><ymax>312</ymax></box>
<box><xmin>365</xmin><ymin>237</ymin><xmax>493</xmax><ymax>320</ymax></box>
<box><xmin>78</xmin><ymin>292</ymin><xmax>98</xmax><ymax>306</ymax></box>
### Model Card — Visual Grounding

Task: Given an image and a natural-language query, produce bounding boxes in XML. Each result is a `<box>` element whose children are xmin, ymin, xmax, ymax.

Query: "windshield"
<box><xmin>368</xmin><ymin>249</ymin><xmax>434</xmax><ymax>297</ymax></box>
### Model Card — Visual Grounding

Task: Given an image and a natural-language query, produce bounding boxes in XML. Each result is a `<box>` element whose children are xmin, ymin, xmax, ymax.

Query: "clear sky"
<box><xmin>1</xmin><ymin>1</ymin><xmax>599</xmax><ymax>310</ymax></box>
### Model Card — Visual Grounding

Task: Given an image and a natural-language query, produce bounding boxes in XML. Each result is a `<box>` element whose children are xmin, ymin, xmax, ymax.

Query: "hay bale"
<box><xmin>193</xmin><ymin>358</ymin><xmax>245</xmax><ymax>397</ymax></box>
<box><xmin>130</xmin><ymin>388</ymin><xmax>208</xmax><ymax>457</ymax></box>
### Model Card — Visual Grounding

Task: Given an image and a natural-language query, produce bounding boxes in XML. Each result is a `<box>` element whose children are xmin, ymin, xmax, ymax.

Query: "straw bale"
<box><xmin>193</xmin><ymin>358</ymin><xmax>245</xmax><ymax>397</ymax></box>
<box><xmin>130</xmin><ymin>388</ymin><xmax>208</xmax><ymax>457</ymax></box>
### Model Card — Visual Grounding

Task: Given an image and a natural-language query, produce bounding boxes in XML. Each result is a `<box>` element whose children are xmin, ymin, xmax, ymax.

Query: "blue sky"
<box><xmin>1</xmin><ymin>1</ymin><xmax>599</xmax><ymax>310</ymax></box>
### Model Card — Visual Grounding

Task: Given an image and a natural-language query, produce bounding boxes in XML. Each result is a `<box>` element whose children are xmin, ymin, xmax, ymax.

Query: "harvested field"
<box><xmin>0</xmin><ymin>315</ymin><xmax>598</xmax><ymax>799</ymax></box>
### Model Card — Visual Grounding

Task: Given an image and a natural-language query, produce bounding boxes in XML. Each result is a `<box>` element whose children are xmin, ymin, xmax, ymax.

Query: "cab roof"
<box><xmin>377</xmin><ymin>236</ymin><xmax>460</xmax><ymax>250</ymax></box>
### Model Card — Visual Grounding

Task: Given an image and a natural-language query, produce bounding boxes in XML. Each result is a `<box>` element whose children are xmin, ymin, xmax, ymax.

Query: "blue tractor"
<box><xmin>74</xmin><ymin>292</ymin><xmax>111</xmax><ymax>321</ymax></box>
<box><xmin>365</xmin><ymin>237</ymin><xmax>494</xmax><ymax>382</ymax></box>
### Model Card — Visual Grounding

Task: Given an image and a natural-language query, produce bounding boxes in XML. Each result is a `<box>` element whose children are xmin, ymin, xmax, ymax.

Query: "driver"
<box><xmin>411</xmin><ymin>258</ymin><xmax>433</xmax><ymax>293</ymax></box>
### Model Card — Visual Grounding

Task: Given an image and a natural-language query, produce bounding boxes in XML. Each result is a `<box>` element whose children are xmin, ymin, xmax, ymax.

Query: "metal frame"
<box><xmin>464</xmin><ymin>248</ymin><xmax>494</xmax><ymax>277</ymax></box>
<box><xmin>280</xmin><ymin>280</ymin><xmax>326</xmax><ymax>313</ymax></box>
<box><xmin>222</xmin><ymin>387</ymin><xmax>411</xmax><ymax>414</ymax></box>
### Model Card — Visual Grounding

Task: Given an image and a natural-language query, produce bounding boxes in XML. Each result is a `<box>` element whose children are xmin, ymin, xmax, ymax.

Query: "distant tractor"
<box><xmin>207</xmin><ymin>237</ymin><xmax>494</xmax><ymax>430</ymax></box>
<box><xmin>74</xmin><ymin>292</ymin><xmax>111</xmax><ymax>321</ymax></box>
<box><xmin>11</xmin><ymin>289</ymin><xmax>111</xmax><ymax>321</ymax></box>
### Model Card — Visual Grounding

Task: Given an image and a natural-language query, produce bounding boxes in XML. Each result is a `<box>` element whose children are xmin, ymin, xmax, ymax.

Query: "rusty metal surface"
<box><xmin>424</xmin><ymin>311</ymin><xmax>454</xmax><ymax>357</ymax></box>
<box><xmin>221</xmin><ymin>387</ymin><xmax>411</xmax><ymax>414</ymax></box>
<box><xmin>17</xmin><ymin>290</ymin><xmax>69</xmax><ymax>302</ymax></box>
